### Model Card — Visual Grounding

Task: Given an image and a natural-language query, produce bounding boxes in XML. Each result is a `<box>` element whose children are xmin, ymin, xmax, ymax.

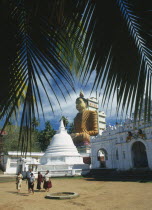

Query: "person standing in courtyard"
<box><xmin>26</xmin><ymin>168</ymin><xmax>33</xmax><ymax>180</ymax></box>
<box><xmin>28</xmin><ymin>173</ymin><xmax>35</xmax><ymax>194</ymax></box>
<box><xmin>37</xmin><ymin>171</ymin><xmax>43</xmax><ymax>191</ymax></box>
<box><xmin>16</xmin><ymin>172</ymin><xmax>23</xmax><ymax>193</ymax></box>
<box><xmin>43</xmin><ymin>170</ymin><xmax>52</xmax><ymax>192</ymax></box>
<box><xmin>26</xmin><ymin>168</ymin><xmax>33</xmax><ymax>192</ymax></box>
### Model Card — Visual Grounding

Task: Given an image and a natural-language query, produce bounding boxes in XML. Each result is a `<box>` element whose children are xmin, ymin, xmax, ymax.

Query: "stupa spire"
<box><xmin>59</xmin><ymin>119</ymin><xmax>66</xmax><ymax>133</ymax></box>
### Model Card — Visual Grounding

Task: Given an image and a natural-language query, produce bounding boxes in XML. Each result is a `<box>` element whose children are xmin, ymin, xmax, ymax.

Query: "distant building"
<box><xmin>2</xmin><ymin>151</ymin><xmax>44</xmax><ymax>175</ymax></box>
<box><xmin>87</xmin><ymin>97</ymin><xmax>106</xmax><ymax>134</ymax></box>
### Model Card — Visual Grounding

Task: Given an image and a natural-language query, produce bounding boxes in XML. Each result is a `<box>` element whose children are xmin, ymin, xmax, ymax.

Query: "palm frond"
<box><xmin>0</xmin><ymin>0</ymin><xmax>152</xmax><ymax>151</ymax></box>
<box><xmin>82</xmin><ymin>0</ymin><xmax>152</xmax><ymax>121</ymax></box>
<box><xmin>117</xmin><ymin>0</ymin><xmax>152</xmax><ymax>119</ymax></box>
<box><xmin>0</xmin><ymin>0</ymin><xmax>89</xmax><ymax>151</ymax></box>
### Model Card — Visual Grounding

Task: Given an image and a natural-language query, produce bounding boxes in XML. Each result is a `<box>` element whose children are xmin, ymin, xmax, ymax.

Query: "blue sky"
<box><xmin>36</xmin><ymin>70</ymin><xmax>118</xmax><ymax>131</ymax></box>
<box><xmin>0</xmin><ymin>71</ymin><xmax>120</xmax><ymax>131</ymax></box>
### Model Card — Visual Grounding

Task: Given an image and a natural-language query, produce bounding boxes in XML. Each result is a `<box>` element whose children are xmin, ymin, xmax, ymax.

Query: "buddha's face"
<box><xmin>76</xmin><ymin>98</ymin><xmax>87</xmax><ymax>113</ymax></box>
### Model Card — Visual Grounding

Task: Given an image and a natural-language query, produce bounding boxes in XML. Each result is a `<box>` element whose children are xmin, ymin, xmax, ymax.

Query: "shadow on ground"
<box><xmin>6</xmin><ymin>191</ymin><xmax>29</xmax><ymax>196</ymax></box>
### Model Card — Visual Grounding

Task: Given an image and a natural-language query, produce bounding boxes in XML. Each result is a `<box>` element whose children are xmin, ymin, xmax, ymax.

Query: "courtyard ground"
<box><xmin>0</xmin><ymin>176</ymin><xmax>152</xmax><ymax>210</ymax></box>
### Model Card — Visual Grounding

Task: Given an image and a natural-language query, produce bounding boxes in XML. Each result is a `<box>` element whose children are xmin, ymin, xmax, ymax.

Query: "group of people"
<box><xmin>16</xmin><ymin>169</ymin><xmax>52</xmax><ymax>194</ymax></box>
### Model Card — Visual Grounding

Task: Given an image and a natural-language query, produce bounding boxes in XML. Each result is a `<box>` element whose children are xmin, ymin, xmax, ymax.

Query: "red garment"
<box><xmin>43</xmin><ymin>181</ymin><xmax>52</xmax><ymax>189</ymax></box>
<box><xmin>37</xmin><ymin>174</ymin><xmax>43</xmax><ymax>190</ymax></box>
<box><xmin>37</xmin><ymin>174</ymin><xmax>43</xmax><ymax>182</ymax></box>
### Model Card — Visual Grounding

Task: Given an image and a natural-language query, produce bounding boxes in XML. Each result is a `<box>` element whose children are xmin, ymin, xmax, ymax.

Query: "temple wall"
<box><xmin>91</xmin><ymin>123</ymin><xmax>152</xmax><ymax>171</ymax></box>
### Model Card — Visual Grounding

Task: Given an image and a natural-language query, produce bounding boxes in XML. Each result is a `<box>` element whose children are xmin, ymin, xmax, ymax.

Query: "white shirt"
<box><xmin>29</xmin><ymin>176</ymin><xmax>35</xmax><ymax>183</ymax></box>
<box><xmin>44</xmin><ymin>173</ymin><xmax>50</xmax><ymax>182</ymax></box>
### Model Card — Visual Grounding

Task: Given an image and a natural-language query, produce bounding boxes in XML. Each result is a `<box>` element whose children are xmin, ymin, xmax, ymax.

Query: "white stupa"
<box><xmin>38</xmin><ymin>120</ymin><xmax>89</xmax><ymax>176</ymax></box>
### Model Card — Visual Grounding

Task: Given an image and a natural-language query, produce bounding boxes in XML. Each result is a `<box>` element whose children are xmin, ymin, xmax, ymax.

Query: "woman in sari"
<box><xmin>43</xmin><ymin>170</ymin><xmax>52</xmax><ymax>192</ymax></box>
<box><xmin>37</xmin><ymin>172</ymin><xmax>43</xmax><ymax>191</ymax></box>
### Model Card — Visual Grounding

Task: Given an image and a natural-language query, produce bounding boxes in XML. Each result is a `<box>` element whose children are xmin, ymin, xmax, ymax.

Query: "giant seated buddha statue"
<box><xmin>71</xmin><ymin>92</ymin><xmax>98</xmax><ymax>146</ymax></box>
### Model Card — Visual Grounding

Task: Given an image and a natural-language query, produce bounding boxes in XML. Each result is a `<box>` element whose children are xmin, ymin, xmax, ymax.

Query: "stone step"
<box><xmin>88</xmin><ymin>175</ymin><xmax>152</xmax><ymax>181</ymax></box>
<box><xmin>88</xmin><ymin>169</ymin><xmax>152</xmax><ymax>181</ymax></box>
<box><xmin>89</xmin><ymin>177</ymin><xmax>152</xmax><ymax>182</ymax></box>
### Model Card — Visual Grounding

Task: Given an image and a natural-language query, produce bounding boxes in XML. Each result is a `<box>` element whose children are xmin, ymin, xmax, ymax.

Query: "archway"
<box><xmin>132</xmin><ymin>141</ymin><xmax>148</xmax><ymax>168</ymax></box>
<box><xmin>97</xmin><ymin>149</ymin><xmax>108</xmax><ymax>168</ymax></box>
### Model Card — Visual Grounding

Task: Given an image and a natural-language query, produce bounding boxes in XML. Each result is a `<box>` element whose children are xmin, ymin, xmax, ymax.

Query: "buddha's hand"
<box><xmin>71</xmin><ymin>133</ymin><xmax>79</xmax><ymax>138</ymax></box>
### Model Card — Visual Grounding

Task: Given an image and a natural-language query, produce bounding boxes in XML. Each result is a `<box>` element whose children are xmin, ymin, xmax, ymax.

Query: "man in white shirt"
<box><xmin>26</xmin><ymin>168</ymin><xmax>33</xmax><ymax>179</ymax></box>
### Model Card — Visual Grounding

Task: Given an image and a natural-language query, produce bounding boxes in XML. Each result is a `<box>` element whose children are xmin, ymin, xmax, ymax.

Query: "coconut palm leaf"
<box><xmin>82</xmin><ymin>0</ymin><xmax>152</xmax><ymax>121</ymax></box>
<box><xmin>0</xmin><ymin>0</ymin><xmax>152</xmax><ymax>151</ymax></box>
<box><xmin>0</xmin><ymin>0</ymin><xmax>91</xmax><ymax>151</ymax></box>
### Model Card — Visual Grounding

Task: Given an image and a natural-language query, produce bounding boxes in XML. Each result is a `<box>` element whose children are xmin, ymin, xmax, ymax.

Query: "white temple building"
<box><xmin>3</xmin><ymin>101</ymin><xmax>152</xmax><ymax>175</ymax></box>
<box><xmin>2</xmin><ymin>151</ymin><xmax>44</xmax><ymax>175</ymax></box>
<box><xmin>91</xmin><ymin>117</ymin><xmax>152</xmax><ymax>171</ymax></box>
<box><xmin>87</xmin><ymin>97</ymin><xmax>106</xmax><ymax>134</ymax></box>
<box><xmin>38</xmin><ymin>120</ymin><xmax>89</xmax><ymax>176</ymax></box>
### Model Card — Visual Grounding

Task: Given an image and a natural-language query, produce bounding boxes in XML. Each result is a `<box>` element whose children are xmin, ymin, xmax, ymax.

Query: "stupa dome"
<box><xmin>40</xmin><ymin>120</ymin><xmax>83</xmax><ymax>165</ymax></box>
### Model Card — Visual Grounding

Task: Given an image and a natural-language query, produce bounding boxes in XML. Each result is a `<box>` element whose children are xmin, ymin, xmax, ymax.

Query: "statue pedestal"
<box><xmin>77</xmin><ymin>146</ymin><xmax>91</xmax><ymax>154</ymax></box>
<box><xmin>76</xmin><ymin>146</ymin><xmax>91</xmax><ymax>165</ymax></box>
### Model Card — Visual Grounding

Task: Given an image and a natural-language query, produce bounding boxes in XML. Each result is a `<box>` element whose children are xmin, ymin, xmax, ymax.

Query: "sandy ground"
<box><xmin>0</xmin><ymin>177</ymin><xmax>152</xmax><ymax>210</ymax></box>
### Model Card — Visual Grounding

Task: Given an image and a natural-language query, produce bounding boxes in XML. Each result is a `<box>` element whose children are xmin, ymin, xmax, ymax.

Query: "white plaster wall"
<box><xmin>91</xmin><ymin>121</ymin><xmax>152</xmax><ymax>171</ymax></box>
<box><xmin>117</xmin><ymin>142</ymin><xmax>132</xmax><ymax>170</ymax></box>
<box><xmin>5</xmin><ymin>157</ymin><xmax>17</xmax><ymax>174</ymax></box>
<box><xmin>91</xmin><ymin>137</ymin><xmax>117</xmax><ymax>169</ymax></box>
<box><xmin>4</xmin><ymin>154</ymin><xmax>43</xmax><ymax>174</ymax></box>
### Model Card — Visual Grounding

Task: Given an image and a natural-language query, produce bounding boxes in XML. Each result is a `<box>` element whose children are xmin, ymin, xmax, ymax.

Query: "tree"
<box><xmin>0</xmin><ymin>0</ymin><xmax>151</xmax><ymax>150</ymax></box>
<box><xmin>38</xmin><ymin>121</ymin><xmax>56</xmax><ymax>152</ymax></box>
<box><xmin>68</xmin><ymin>122</ymin><xmax>75</xmax><ymax>134</ymax></box>
<box><xmin>2</xmin><ymin>123</ymin><xmax>41</xmax><ymax>153</ymax></box>
<box><xmin>31</xmin><ymin>117</ymin><xmax>40</xmax><ymax>131</ymax></box>
<box><xmin>3</xmin><ymin>124</ymin><xmax>20</xmax><ymax>153</ymax></box>
<box><xmin>60</xmin><ymin>116</ymin><xmax>69</xmax><ymax>128</ymax></box>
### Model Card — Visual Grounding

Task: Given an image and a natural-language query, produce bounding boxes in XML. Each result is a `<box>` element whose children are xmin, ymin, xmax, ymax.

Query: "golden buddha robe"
<box><xmin>73</xmin><ymin>110</ymin><xmax>98</xmax><ymax>146</ymax></box>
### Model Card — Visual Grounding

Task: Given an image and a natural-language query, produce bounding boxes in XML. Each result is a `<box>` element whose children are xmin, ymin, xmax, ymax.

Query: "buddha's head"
<box><xmin>76</xmin><ymin>97</ymin><xmax>88</xmax><ymax>113</ymax></box>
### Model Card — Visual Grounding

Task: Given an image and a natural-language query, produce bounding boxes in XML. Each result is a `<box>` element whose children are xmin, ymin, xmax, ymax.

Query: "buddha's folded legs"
<box><xmin>73</xmin><ymin>132</ymin><xmax>90</xmax><ymax>146</ymax></box>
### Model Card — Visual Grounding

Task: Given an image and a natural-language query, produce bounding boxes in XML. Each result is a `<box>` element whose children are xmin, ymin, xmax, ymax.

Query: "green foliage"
<box><xmin>68</xmin><ymin>122</ymin><xmax>75</xmax><ymax>134</ymax></box>
<box><xmin>30</xmin><ymin>130</ymin><xmax>41</xmax><ymax>152</ymax></box>
<box><xmin>3</xmin><ymin>125</ymin><xmax>19</xmax><ymax>153</ymax></box>
<box><xmin>31</xmin><ymin>117</ymin><xmax>40</xmax><ymax>130</ymax></box>
<box><xmin>0</xmin><ymin>1</ymin><xmax>152</xmax><ymax>152</ymax></box>
<box><xmin>2</xmin><ymin>120</ymin><xmax>55</xmax><ymax>153</ymax></box>
<box><xmin>38</xmin><ymin>121</ymin><xmax>56</xmax><ymax>152</ymax></box>
<box><xmin>2</xmin><ymin>123</ymin><xmax>41</xmax><ymax>153</ymax></box>
<box><xmin>60</xmin><ymin>116</ymin><xmax>69</xmax><ymax>128</ymax></box>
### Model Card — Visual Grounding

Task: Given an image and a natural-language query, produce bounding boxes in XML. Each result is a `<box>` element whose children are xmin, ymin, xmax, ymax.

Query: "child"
<box><xmin>28</xmin><ymin>173</ymin><xmax>35</xmax><ymax>194</ymax></box>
